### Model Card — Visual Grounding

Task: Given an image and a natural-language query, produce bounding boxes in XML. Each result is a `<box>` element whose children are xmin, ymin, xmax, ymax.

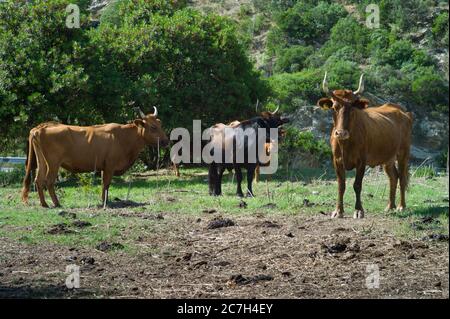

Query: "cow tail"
<box><xmin>21</xmin><ymin>133</ymin><xmax>37</xmax><ymax>204</ymax></box>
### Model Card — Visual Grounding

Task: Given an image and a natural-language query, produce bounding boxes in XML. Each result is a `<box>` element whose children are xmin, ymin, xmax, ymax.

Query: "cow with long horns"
<box><xmin>208</xmin><ymin>107</ymin><xmax>289</xmax><ymax>197</ymax></box>
<box><xmin>22</xmin><ymin>107</ymin><xmax>169</xmax><ymax>208</ymax></box>
<box><xmin>317</xmin><ymin>73</ymin><xmax>413</xmax><ymax>218</ymax></box>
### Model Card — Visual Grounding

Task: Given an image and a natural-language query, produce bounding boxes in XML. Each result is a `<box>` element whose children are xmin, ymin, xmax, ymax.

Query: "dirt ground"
<box><xmin>0</xmin><ymin>212</ymin><xmax>448</xmax><ymax>299</ymax></box>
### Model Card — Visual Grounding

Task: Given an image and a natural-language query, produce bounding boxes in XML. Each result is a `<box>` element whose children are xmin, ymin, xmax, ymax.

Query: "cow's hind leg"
<box><xmin>235</xmin><ymin>166</ymin><xmax>244</xmax><ymax>198</ymax></box>
<box><xmin>35</xmin><ymin>168</ymin><xmax>49</xmax><ymax>208</ymax></box>
<box><xmin>101</xmin><ymin>170</ymin><xmax>113</xmax><ymax>209</ymax></box>
<box><xmin>246</xmin><ymin>164</ymin><xmax>257</xmax><ymax>197</ymax></box>
<box><xmin>216</xmin><ymin>165</ymin><xmax>226</xmax><ymax>196</ymax></box>
<box><xmin>397</xmin><ymin>151</ymin><xmax>410</xmax><ymax>211</ymax></box>
<box><xmin>208</xmin><ymin>163</ymin><xmax>222</xmax><ymax>196</ymax></box>
<box><xmin>353</xmin><ymin>162</ymin><xmax>366</xmax><ymax>219</ymax></box>
<box><xmin>47</xmin><ymin>167</ymin><xmax>61</xmax><ymax>208</ymax></box>
<box><xmin>208</xmin><ymin>164</ymin><xmax>217</xmax><ymax>196</ymax></box>
<box><xmin>33</xmin><ymin>142</ymin><xmax>49</xmax><ymax>208</ymax></box>
<box><xmin>383</xmin><ymin>161</ymin><xmax>398</xmax><ymax>212</ymax></box>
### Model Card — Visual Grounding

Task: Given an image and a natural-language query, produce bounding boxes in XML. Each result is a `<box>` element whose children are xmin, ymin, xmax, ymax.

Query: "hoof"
<box><xmin>246</xmin><ymin>192</ymin><xmax>255</xmax><ymax>198</ymax></box>
<box><xmin>353</xmin><ymin>210</ymin><xmax>365</xmax><ymax>219</ymax></box>
<box><xmin>331</xmin><ymin>210</ymin><xmax>344</xmax><ymax>219</ymax></box>
<box><xmin>384</xmin><ymin>205</ymin><xmax>396</xmax><ymax>213</ymax></box>
<box><xmin>236</xmin><ymin>193</ymin><xmax>244</xmax><ymax>198</ymax></box>
<box><xmin>397</xmin><ymin>206</ymin><xmax>406</xmax><ymax>212</ymax></box>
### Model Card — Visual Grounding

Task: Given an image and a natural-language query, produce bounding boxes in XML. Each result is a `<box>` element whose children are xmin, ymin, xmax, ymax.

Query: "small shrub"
<box><xmin>0</xmin><ymin>165</ymin><xmax>25</xmax><ymax>186</ymax></box>
<box><xmin>436</xmin><ymin>149</ymin><xmax>448</xmax><ymax>170</ymax></box>
<box><xmin>279</xmin><ymin>127</ymin><xmax>331</xmax><ymax>166</ymax></box>
<box><xmin>413</xmin><ymin>165</ymin><xmax>437</xmax><ymax>178</ymax></box>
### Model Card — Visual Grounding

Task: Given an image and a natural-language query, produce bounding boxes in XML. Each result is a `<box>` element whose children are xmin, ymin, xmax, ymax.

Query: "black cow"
<box><xmin>207</xmin><ymin>109</ymin><xmax>289</xmax><ymax>197</ymax></box>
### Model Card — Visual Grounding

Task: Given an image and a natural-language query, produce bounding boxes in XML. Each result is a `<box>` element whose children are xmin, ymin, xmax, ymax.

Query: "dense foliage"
<box><xmin>1</xmin><ymin>0</ymin><xmax>448</xmax><ymax>166</ymax></box>
<box><xmin>0</xmin><ymin>0</ymin><xmax>268</xmax><ymax>154</ymax></box>
<box><xmin>259</xmin><ymin>0</ymin><xmax>449</xmax><ymax>118</ymax></box>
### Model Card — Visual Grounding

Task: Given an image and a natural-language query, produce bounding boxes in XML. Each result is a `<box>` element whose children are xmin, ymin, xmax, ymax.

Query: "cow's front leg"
<box><xmin>208</xmin><ymin>163</ymin><xmax>218</xmax><ymax>196</ymax></box>
<box><xmin>235</xmin><ymin>166</ymin><xmax>244</xmax><ymax>198</ymax></box>
<box><xmin>215</xmin><ymin>165</ymin><xmax>226</xmax><ymax>196</ymax></box>
<box><xmin>246</xmin><ymin>164</ymin><xmax>257</xmax><ymax>197</ymax></box>
<box><xmin>102</xmin><ymin>170</ymin><xmax>113</xmax><ymax>209</ymax></box>
<box><xmin>353</xmin><ymin>163</ymin><xmax>366</xmax><ymax>219</ymax></box>
<box><xmin>332</xmin><ymin>160</ymin><xmax>345</xmax><ymax>218</ymax></box>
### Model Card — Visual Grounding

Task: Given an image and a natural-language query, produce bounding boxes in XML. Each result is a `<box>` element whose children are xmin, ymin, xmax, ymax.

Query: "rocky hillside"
<box><xmin>89</xmin><ymin>0</ymin><xmax>449</xmax><ymax>164</ymax></box>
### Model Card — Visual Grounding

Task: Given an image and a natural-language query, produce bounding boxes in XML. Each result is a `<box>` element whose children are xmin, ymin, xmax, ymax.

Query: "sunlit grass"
<box><xmin>0</xmin><ymin>166</ymin><xmax>448</xmax><ymax>250</ymax></box>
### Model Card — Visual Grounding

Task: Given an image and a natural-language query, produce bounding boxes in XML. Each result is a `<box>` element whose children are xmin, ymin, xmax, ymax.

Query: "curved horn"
<box><xmin>271</xmin><ymin>106</ymin><xmax>280</xmax><ymax>115</ymax></box>
<box><xmin>322</xmin><ymin>72</ymin><xmax>330</xmax><ymax>95</ymax></box>
<box><xmin>134</xmin><ymin>107</ymin><xmax>145</xmax><ymax>118</ymax></box>
<box><xmin>255</xmin><ymin>99</ymin><xmax>260</xmax><ymax>113</ymax></box>
<box><xmin>353</xmin><ymin>74</ymin><xmax>365</xmax><ymax>96</ymax></box>
<box><xmin>152</xmin><ymin>106</ymin><xmax>158</xmax><ymax>117</ymax></box>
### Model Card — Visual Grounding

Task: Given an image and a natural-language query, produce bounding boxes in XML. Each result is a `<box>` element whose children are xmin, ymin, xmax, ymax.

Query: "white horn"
<box><xmin>271</xmin><ymin>106</ymin><xmax>280</xmax><ymax>114</ymax></box>
<box><xmin>323</xmin><ymin>71</ymin><xmax>330</xmax><ymax>95</ymax></box>
<box><xmin>354</xmin><ymin>74</ymin><xmax>365</xmax><ymax>95</ymax></box>
<box><xmin>152</xmin><ymin>106</ymin><xmax>158</xmax><ymax>117</ymax></box>
<box><xmin>255</xmin><ymin>99</ymin><xmax>260</xmax><ymax>113</ymax></box>
<box><xmin>134</xmin><ymin>107</ymin><xmax>145</xmax><ymax>118</ymax></box>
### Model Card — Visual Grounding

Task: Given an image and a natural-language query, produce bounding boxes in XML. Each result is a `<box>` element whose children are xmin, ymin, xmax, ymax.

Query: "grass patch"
<box><xmin>0</xmin><ymin>167</ymin><xmax>448</xmax><ymax>250</ymax></box>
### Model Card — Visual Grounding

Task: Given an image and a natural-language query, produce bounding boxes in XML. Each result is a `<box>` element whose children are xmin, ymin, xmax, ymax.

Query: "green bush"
<box><xmin>268</xmin><ymin>69</ymin><xmax>323</xmax><ymax>113</ymax></box>
<box><xmin>274</xmin><ymin>46</ymin><xmax>315</xmax><ymax>73</ymax></box>
<box><xmin>324</xmin><ymin>17</ymin><xmax>370</xmax><ymax>59</ymax></box>
<box><xmin>436</xmin><ymin>149</ymin><xmax>448</xmax><ymax>169</ymax></box>
<box><xmin>279</xmin><ymin>127</ymin><xmax>331</xmax><ymax>165</ymax></box>
<box><xmin>275</xmin><ymin>1</ymin><xmax>347</xmax><ymax>45</ymax></box>
<box><xmin>411</xmin><ymin>67</ymin><xmax>449</xmax><ymax>112</ymax></box>
<box><xmin>0</xmin><ymin>165</ymin><xmax>25</xmax><ymax>186</ymax></box>
<box><xmin>358</xmin><ymin>0</ymin><xmax>431</xmax><ymax>32</ymax></box>
<box><xmin>413</xmin><ymin>165</ymin><xmax>438</xmax><ymax>179</ymax></box>
<box><xmin>378</xmin><ymin>40</ymin><xmax>415</xmax><ymax>69</ymax></box>
<box><xmin>432</xmin><ymin>12</ymin><xmax>449</xmax><ymax>47</ymax></box>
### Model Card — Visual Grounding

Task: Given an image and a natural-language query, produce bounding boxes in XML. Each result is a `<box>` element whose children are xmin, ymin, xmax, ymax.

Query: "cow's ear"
<box><xmin>354</xmin><ymin>98</ymin><xmax>369</xmax><ymax>109</ymax></box>
<box><xmin>317</xmin><ymin>98</ymin><xmax>333</xmax><ymax>110</ymax></box>
<box><xmin>134</xmin><ymin>119</ymin><xmax>145</xmax><ymax>128</ymax></box>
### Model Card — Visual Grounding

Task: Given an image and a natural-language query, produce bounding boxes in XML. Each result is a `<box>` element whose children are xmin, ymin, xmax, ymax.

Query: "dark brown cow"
<box><xmin>317</xmin><ymin>73</ymin><xmax>413</xmax><ymax>218</ymax></box>
<box><xmin>21</xmin><ymin>107</ymin><xmax>169</xmax><ymax>208</ymax></box>
<box><xmin>208</xmin><ymin>109</ymin><xmax>289</xmax><ymax>197</ymax></box>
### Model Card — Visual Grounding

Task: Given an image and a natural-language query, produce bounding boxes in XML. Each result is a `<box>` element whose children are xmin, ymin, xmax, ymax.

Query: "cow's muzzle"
<box><xmin>281</xmin><ymin>116</ymin><xmax>290</xmax><ymax>124</ymax></box>
<box><xmin>334</xmin><ymin>129</ymin><xmax>349</xmax><ymax>140</ymax></box>
<box><xmin>159</xmin><ymin>138</ymin><xmax>170</xmax><ymax>148</ymax></box>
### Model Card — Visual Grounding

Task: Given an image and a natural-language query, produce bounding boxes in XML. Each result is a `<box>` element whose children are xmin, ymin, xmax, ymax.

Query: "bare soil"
<box><xmin>0</xmin><ymin>213</ymin><xmax>448</xmax><ymax>299</ymax></box>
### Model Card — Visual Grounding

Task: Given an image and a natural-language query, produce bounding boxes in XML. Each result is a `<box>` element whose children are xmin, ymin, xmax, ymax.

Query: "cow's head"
<box><xmin>317</xmin><ymin>72</ymin><xmax>369</xmax><ymax>141</ymax></box>
<box><xmin>134</xmin><ymin>107</ymin><xmax>169</xmax><ymax>147</ymax></box>
<box><xmin>260</xmin><ymin>106</ymin><xmax>290</xmax><ymax>128</ymax></box>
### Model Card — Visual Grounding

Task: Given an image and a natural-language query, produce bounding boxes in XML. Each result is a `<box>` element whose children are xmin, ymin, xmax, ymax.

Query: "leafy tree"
<box><xmin>0</xmin><ymin>0</ymin><xmax>91</xmax><ymax>152</ymax></box>
<box><xmin>0</xmin><ymin>0</ymin><xmax>269</xmax><ymax>158</ymax></box>
<box><xmin>88</xmin><ymin>2</ymin><xmax>269</xmax><ymax>132</ymax></box>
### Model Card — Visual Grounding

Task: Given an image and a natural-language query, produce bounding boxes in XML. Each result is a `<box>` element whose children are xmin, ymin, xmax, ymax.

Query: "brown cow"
<box><xmin>21</xmin><ymin>107</ymin><xmax>169</xmax><ymax>208</ymax></box>
<box><xmin>317</xmin><ymin>73</ymin><xmax>413</xmax><ymax>219</ymax></box>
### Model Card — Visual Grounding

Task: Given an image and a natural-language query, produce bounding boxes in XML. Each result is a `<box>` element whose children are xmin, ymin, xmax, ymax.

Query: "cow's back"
<box><xmin>362</xmin><ymin>104</ymin><xmax>412</xmax><ymax>166</ymax></box>
<box><xmin>33</xmin><ymin>123</ymin><xmax>124</xmax><ymax>172</ymax></box>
